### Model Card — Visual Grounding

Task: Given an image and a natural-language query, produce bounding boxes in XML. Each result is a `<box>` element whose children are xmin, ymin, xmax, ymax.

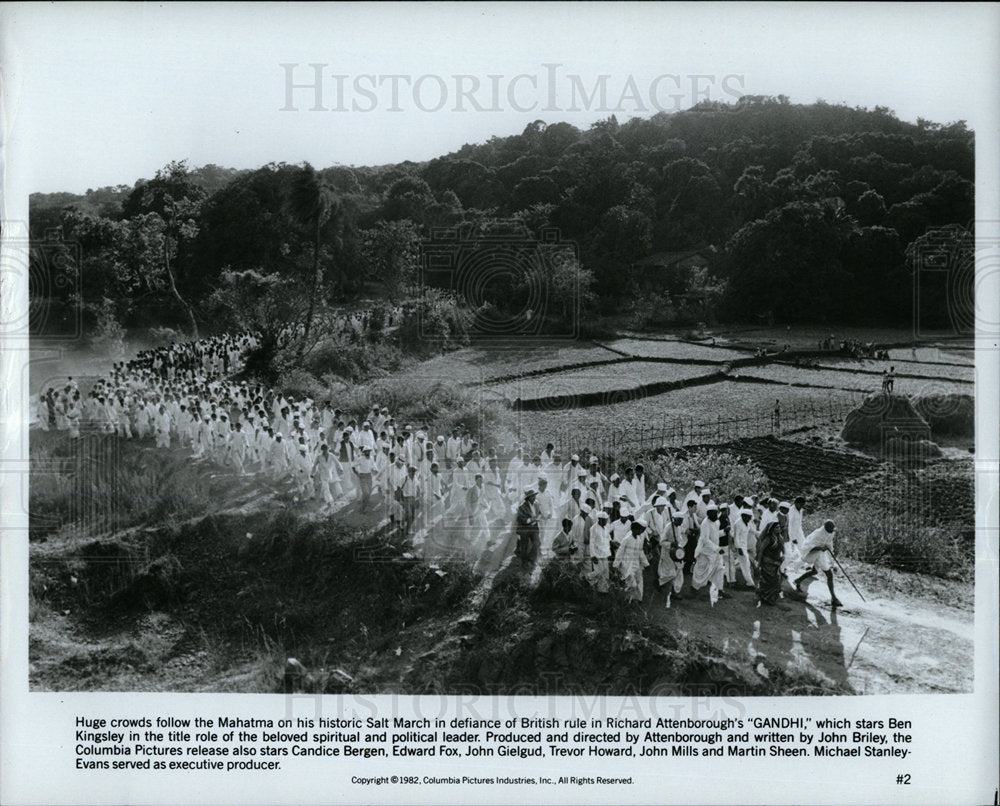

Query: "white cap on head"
<box><xmin>610</xmin><ymin>473</ymin><xmax>620</xmax><ymax>481</ymax></box>
<box><xmin>571</xmin><ymin>454</ymin><xmax>579</xmax><ymax>461</ymax></box>
<box><xmin>702</xmin><ymin>488</ymin><xmax>712</xmax><ymax>496</ymax></box>
<box><xmin>634</xmin><ymin>517</ymin><xmax>648</xmax><ymax>528</ymax></box>
<box><xmin>597</xmin><ymin>511</ymin><xmax>609</xmax><ymax>520</ymax></box>
<box><xmin>657</xmin><ymin>482</ymin><xmax>667</xmax><ymax>491</ymax></box>
<box><xmin>652</xmin><ymin>496</ymin><xmax>666</xmax><ymax>507</ymax></box>
<box><xmin>694</xmin><ymin>480</ymin><xmax>705</xmax><ymax>487</ymax></box>
<box><xmin>779</xmin><ymin>501</ymin><xmax>791</xmax><ymax>510</ymax></box>
<box><xmin>740</xmin><ymin>508</ymin><xmax>753</xmax><ymax>517</ymax></box>
<box><xmin>706</xmin><ymin>502</ymin><xmax>718</xmax><ymax>512</ymax></box>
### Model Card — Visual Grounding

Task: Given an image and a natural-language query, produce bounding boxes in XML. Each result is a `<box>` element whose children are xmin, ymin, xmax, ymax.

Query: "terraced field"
<box><xmin>488</xmin><ymin>360</ymin><xmax>718</xmax><ymax>403</ymax></box>
<box><xmin>813</xmin><ymin>358</ymin><xmax>975</xmax><ymax>382</ymax></box>
<box><xmin>601</xmin><ymin>337</ymin><xmax>748</xmax><ymax>362</ymax></box>
<box><xmin>511</xmin><ymin>380</ymin><xmax>864</xmax><ymax>450</ymax></box>
<box><xmin>734</xmin><ymin>364</ymin><xmax>970</xmax><ymax>394</ymax></box>
<box><xmin>886</xmin><ymin>346</ymin><xmax>975</xmax><ymax>366</ymax></box>
<box><xmin>396</xmin><ymin>342</ymin><xmax>619</xmax><ymax>385</ymax></box>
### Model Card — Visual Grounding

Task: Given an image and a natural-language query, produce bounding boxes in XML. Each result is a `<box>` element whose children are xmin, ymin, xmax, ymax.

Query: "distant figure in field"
<box><xmin>887</xmin><ymin>366</ymin><xmax>895</xmax><ymax>393</ymax></box>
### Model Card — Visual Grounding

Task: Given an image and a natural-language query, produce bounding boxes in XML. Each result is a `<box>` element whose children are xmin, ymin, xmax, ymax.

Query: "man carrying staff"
<box><xmin>792</xmin><ymin>520</ymin><xmax>843</xmax><ymax>607</ymax></box>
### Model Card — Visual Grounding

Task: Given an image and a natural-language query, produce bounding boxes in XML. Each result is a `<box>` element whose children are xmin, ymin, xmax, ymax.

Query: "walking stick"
<box><xmin>830</xmin><ymin>549</ymin><xmax>866</xmax><ymax>602</ymax></box>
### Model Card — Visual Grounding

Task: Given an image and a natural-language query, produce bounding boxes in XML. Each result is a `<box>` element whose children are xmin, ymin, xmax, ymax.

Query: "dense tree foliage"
<box><xmin>31</xmin><ymin>98</ymin><xmax>973</xmax><ymax>336</ymax></box>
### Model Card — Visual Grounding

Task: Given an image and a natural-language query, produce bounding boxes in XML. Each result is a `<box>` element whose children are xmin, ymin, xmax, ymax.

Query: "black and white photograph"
<box><xmin>2</xmin><ymin>3</ymin><xmax>998</xmax><ymax>804</ymax></box>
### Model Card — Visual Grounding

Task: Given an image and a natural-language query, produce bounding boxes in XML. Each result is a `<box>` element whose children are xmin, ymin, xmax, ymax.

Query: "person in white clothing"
<box><xmin>422</xmin><ymin>462</ymin><xmax>446</xmax><ymax>526</ymax></box>
<box><xmin>445</xmin><ymin>429</ymin><xmax>462</xmax><ymax>469</ymax></box>
<box><xmin>533</xmin><ymin>476</ymin><xmax>556</xmax><ymax>555</ymax></box>
<box><xmin>154</xmin><ymin>405</ymin><xmax>171</xmax><ymax>448</ymax></box>
<box><xmin>614</xmin><ymin>519</ymin><xmax>650</xmax><ymax>602</ymax></box>
<box><xmin>619</xmin><ymin>468</ymin><xmax>640</xmax><ymax>510</ymax></box>
<box><xmin>445</xmin><ymin>457</ymin><xmax>472</xmax><ymax>521</ymax></box>
<box><xmin>785</xmin><ymin>495</ymin><xmax>806</xmax><ymax>568</ymax></box>
<box><xmin>793</xmin><ymin>520</ymin><xmax>843</xmax><ymax>607</ymax></box>
<box><xmin>696</xmin><ymin>488</ymin><xmax>711</xmax><ymax>522</ymax></box>
<box><xmin>691</xmin><ymin>503</ymin><xmax>725</xmax><ymax>606</ymax></box>
<box><xmin>586</xmin><ymin>511</ymin><xmax>612</xmax><ymax>592</ymax></box>
<box><xmin>229</xmin><ymin>421</ymin><xmax>252</xmax><ymax>475</ymax></box>
<box><xmin>464</xmin><ymin>474</ymin><xmax>491</xmax><ymax>548</ymax></box>
<box><xmin>312</xmin><ymin>443</ymin><xmax>343</xmax><ymax>510</ymax></box>
<box><xmin>651</xmin><ymin>497</ymin><xmax>686</xmax><ymax>606</ymax></box>
<box><xmin>727</xmin><ymin>509</ymin><xmax>756</xmax><ymax>588</ymax></box>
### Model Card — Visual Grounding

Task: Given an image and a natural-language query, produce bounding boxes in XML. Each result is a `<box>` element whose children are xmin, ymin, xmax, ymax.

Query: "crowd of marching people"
<box><xmin>34</xmin><ymin>329</ymin><xmax>843</xmax><ymax>612</ymax></box>
<box><xmin>513</xmin><ymin>468</ymin><xmax>842</xmax><ymax>610</ymax></box>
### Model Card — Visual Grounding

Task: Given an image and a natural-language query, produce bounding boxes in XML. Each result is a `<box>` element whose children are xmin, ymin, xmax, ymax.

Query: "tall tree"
<box><xmin>122</xmin><ymin>161</ymin><xmax>205</xmax><ymax>337</ymax></box>
<box><xmin>286</xmin><ymin>162</ymin><xmax>338</xmax><ymax>354</ymax></box>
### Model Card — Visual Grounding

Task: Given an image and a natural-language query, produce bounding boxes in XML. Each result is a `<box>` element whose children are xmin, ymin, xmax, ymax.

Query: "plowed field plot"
<box><xmin>886</xmin><ymin>347</ymin><xmax>975</xmax><ymax>366</ymax></box>
<box><xmin>397</xmin><ymin>343</ymin><xmax>619</xmax><ymax>384</ymax></box>
<box><xmin>488</xmin><ymin>361</ymin><xmax>717</xmax><ymax>403</ymax></box>
<box><xmin>511</xmin><ymin>381</ymin><xmax>863</xmax><ymax>449</ymax></box>
<box><xmin>736</xmin><ymin>365</ymin><xmax>970</xmax><ymax>394</ymax></box>
<box><xmin>662</xmin><ymin>436</ymin><xmax>881</xmax><ymax>499</ymax></box>
<box><xmin>812</xmin><ymin>359</ymin><xmax>974</xmax><ymax>383</ymax></box>
<box><xmin>602</xmin><ymin>338</ymin><xmax>748</xmax><ymax>362</ymax></box>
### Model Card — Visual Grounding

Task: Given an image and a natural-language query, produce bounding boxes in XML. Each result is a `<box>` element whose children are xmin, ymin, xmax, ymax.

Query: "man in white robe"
<box><xmin>727</xmin><ymin>509</ymin><xmax>756</xmax><ymax>588</ymax></box>
<box><xmin>533</xmin><ymin>476</ymin><xmax>556</xmax><ymax>555</ymax></box>
<box><xmin>586</xmin><ymin>511</ymin><xmax>612</xmax><ymax>592</ymax></box>
<box><xmin>650</xmin><ymin>497</ymin><xmax>685</xmax><ymax>606</ymax></box>
<box><xmin>691</xmin><ymin>503</ymin><xmax>725</xmax><ymax>606</ymax></box>
<box><xmin>614</xmin><ymin>519</ymin><xmax>650</xmax><ymax>602</ymax></box>
<box><xmin>229</xmin><ymin>421</ymin><xmax>252</xmax><ymax>475</ymax></box>
<box><xmin>445</xmin><ymin>458</ymin><xmax>471</xmax><ymax>521</ymax></box>
<box><xmin>785</xmin><ymin>495</ymin><xmax>806</xmax><ymax>570</ymax></box>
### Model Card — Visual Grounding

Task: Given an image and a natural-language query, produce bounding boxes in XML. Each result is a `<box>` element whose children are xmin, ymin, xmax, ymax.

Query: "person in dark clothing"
<box><xmin>515</xmin><ymin>488</ymin><xmax>540</xmax><ymax>564</ymax></box>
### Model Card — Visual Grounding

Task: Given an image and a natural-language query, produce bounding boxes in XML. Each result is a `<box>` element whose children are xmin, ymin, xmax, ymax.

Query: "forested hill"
<box><xmin>30</xmin><ymin>97</ymin><xmax>973</xmax><ymax>335</ymax></box>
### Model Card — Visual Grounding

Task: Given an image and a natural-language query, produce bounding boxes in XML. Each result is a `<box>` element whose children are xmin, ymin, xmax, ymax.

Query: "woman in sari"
<box><xmin>755</xmin><ymin>520</ymin><xmax>785</xmax><ymax>606</ymax></box>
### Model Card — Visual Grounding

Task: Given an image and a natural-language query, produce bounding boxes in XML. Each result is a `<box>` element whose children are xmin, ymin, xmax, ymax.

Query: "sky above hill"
<box><xmin>3</xmin><ymin>2</ymin><xmax>998</xmax><ymax>194</ymax></box>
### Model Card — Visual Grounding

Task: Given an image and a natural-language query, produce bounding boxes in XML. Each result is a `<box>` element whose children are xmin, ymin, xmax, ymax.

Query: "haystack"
<box><xmin>840</xmin><ymin>393</ymin><xmax>930</xmax><ymax>446</ymax></box>
<box><xmin>913</xmin><ymin>393</ymin><xmax>974</xmax><ymax>437</ymax></box>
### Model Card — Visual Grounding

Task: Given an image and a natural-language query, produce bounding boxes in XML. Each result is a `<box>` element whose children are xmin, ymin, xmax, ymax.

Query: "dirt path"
<box><xmin>639</xmin><ymin>565</ymin><xmax>973</xmax><ymax>694</ymax></box>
